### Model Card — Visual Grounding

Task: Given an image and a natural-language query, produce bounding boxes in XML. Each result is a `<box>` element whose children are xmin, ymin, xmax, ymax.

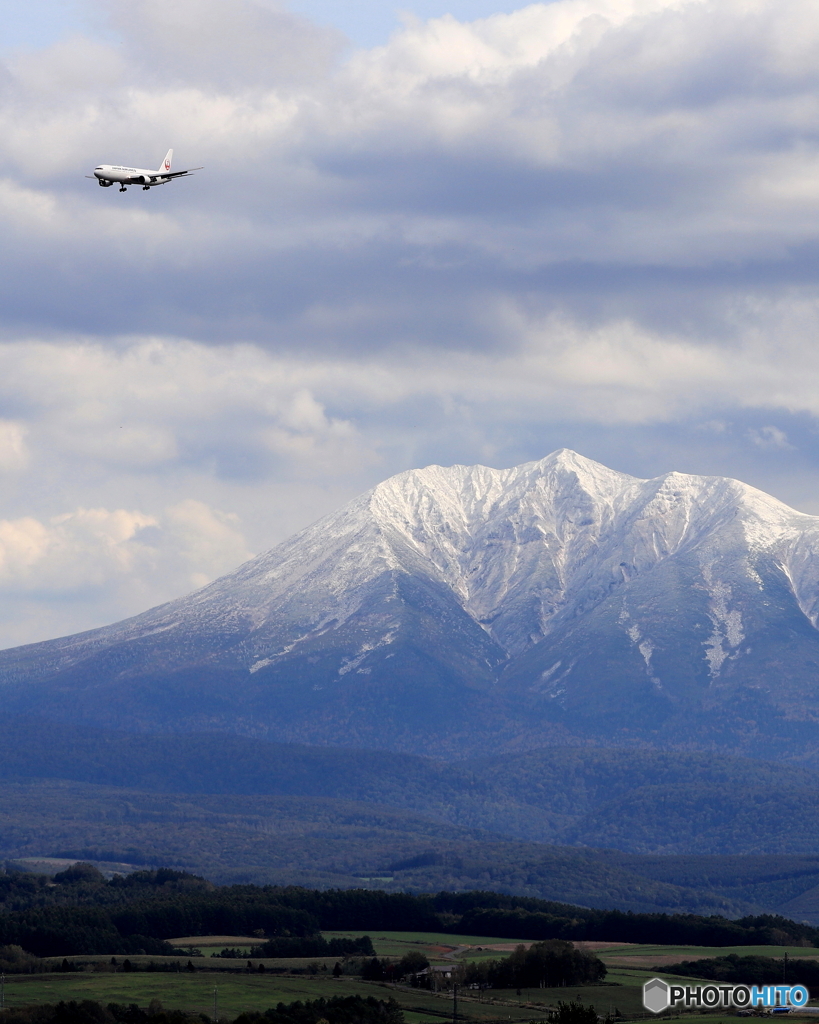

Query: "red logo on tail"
<box><xmin>164</xmin><ymin>160</ymin><xmax>170</xmax><ymax>170</ymax></box>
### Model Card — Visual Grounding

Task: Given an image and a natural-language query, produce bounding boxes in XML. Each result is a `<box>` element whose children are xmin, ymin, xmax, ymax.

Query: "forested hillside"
<box><xmin>8</xmin><ymin>721</ymin><xmax>819</xmax><ymax>919</ymax></box>
<box><xmin>0</xmin><ymin>868</ymin><xmax>817</xmax><ymax>957</ymax></box>
<box><xmin>4</xmin><ymin>719</ymin><xmax>819</xmax><ymax>854</ymax></box>
<box><xmin>9</xmin><ymin>779</ymin><xmax>819</xmax><ymax>919</ymax></box>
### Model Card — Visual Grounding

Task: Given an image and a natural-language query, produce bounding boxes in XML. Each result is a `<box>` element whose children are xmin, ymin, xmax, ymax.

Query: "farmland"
<box><xmin>4</xmin><ymin>930</ymin><xmax>819</xmax><ymax>1023</ymax></box>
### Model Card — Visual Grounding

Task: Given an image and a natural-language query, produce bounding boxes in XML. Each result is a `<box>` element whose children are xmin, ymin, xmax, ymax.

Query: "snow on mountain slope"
<box><xmin>2</xmin><ymin>449</ymin><xmax>819</xmax><ymax>755</ymax></box>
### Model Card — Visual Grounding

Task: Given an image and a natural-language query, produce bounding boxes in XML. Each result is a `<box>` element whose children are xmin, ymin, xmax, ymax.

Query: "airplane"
<box><xmin>87</xmin><ymin>149</ymin><xmax>202</xmax><ymax>191</ymax></box>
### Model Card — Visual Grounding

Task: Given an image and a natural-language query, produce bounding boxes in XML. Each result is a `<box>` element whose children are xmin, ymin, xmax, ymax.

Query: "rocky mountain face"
<box><xmin>3</xmin><ymin>449</ymin><xmax>819</xmax><ymax>757</ymax></box>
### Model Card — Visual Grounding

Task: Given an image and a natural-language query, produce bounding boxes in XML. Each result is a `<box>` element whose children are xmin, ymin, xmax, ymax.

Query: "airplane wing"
<box><xmin>102</xmin><ymin>169</ymin><xmax>201</xmax><ymax>185</ymax></box>
<box><xmin>119</xmin><ymin>168</ymin><xmax>202</xmax><ymax>183</ymax></box>
<box><xmin>158</xmin><ymin>167</ymin><xmax>203</xmax><ymax>179</ymax></box>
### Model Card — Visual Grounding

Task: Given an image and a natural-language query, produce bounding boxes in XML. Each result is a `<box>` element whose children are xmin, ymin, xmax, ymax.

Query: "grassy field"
<box><xmin>325</xmin><ymin>931</ymin><xmax>819</xmax><ymax>970</ymax></box>
<box><xmin>167</xmin><ymin>931</ymin><xmax>529</xmax><ymax>962</ymax></box>
<box><xmin>170</xmin><ymin>936</ymin><xmax>260</xmax><ymax>957</ymax></box>
<box><xmin>7</xmin><ymin>934</ymin><xmax>819</xmax><ymax>1022</ymax></box>
<box><xmin>592</xmin><ymin>944</ymin><xmax>819</xmax><ymax>962</ymax></box>
<box><xmin>0</xmin><ymin>971</ymin><xmax>535</xmax><ymax>1023</ymax></box>
<box><xmin>8</xmin><ymin>964</ymin><xmax>813</xmax><ymax>1023</ymax></box>
<box><xmin>1</xmin><ymin>972</ymin><xmax>381</xmax><ymax>1019</ymax></box>
<box><xmin>322</xmin><ymin>932</ymin><xmax>530</xmax><ymax>960</ymax></box>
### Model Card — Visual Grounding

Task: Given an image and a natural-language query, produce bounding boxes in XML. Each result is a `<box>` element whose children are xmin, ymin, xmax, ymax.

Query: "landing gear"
<box><xmin>119</xmin><ymin>186</ymin><xmax>127</xmax><ymax>192</ymax></box>
<box><xmin>142</xmin><ymin>185</ymin><xmax>150</xmax><ymax>190</ymax></box>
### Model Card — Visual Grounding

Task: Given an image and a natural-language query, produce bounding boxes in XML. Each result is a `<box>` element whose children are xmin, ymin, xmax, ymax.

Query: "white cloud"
<box><xmin>748</xmin><ymin>426</ymin><xmax>794</xmax><ymax>451</ymax></box>
<box><xmin>163</xmin><ymin>499</ymin><xmax>253</xmax><ymax>588</ymax></box>
<box><xmin>103</xmin><ymin>0</ymin><xmax>344</xmax><ymax>89</ymax></box>
<box><xmin>0</xmin><ymin>337</ymin><xmax>372</xmax><ymax>473</ymax></box>
<box><xmin>8</xmin><ymin>507</ymin><xmax>160</xmax><ymax>588</ymax></box>
<box><xmin>1</xmin><ymin>0</ymin><xmax>819</xmax><ymax>644</ymax></box>
<box><xmin>0</xmin><ymin>307</ymin><xmax>815</xmax><ymax>645</ymax></box>
<box><xmin>0</xmin><ymin>517</ymin><xmax>51</xmax><ymax>579</ymax></box>
<box><xmin>0</xmin><ymin>499</ymin><xmax>252</xmax><ymax>646</ymax></box>
<box><xmin>0</xmin><ymin>421</ymin><xmax>29</xmax><ymax>471</ymax></box>
<box><xmin>0</xmin><ymin>0</ymin><xmax>818</xmax><ymax>322</ymax></box>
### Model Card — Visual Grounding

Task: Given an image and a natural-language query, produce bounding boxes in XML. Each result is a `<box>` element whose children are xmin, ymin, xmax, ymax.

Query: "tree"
<box><xmin>552</xmin><ymin>1001</ymin><xmax>599</xmax><ymax>1024</ymax></box>
<box><xmin>0</xmin><ymin>945</ymin><xmax>39</xmax><ymax>973</ymax></box>
<box><xmin>53</xmin><ymin>864</ymin><xmax>106</xmax><ymax>886</ymax></box>
<box><xmin>397</xmin><ymin>951</ymin><xmax>429</xmax><ymax>978</ymax></box>
<box><xmin>462</xmin><ymin>940</ymin><xmax>604</xmax><ymax>992</ymax></box>
<box><xmin>361</xmin><ymin>958</ymin><xmax>387</xmax><ymax>981</ymax></box>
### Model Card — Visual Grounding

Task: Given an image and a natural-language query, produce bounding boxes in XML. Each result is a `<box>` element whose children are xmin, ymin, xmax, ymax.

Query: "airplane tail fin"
<box><xmin>158</xmin><ymin>149</ymin><xmax>173</xmax><ymax>174</ymax></box>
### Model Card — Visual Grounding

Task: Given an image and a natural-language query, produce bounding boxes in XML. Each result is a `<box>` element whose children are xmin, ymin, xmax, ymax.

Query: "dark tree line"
<box><xmin>0</xmin><ymin>865</ymin><xmax>817</xmax><ymax>958</ymax></box>
<box><xmin>250</xmin><ymin>936</ymin><xmax>375</xmax><ymax>959</ymax></box>
<box><xmin>234</xmin><ymin>995</ymin><xmax>404</xmax><ymax>1024</ymax></box>
<box><xmin>451</xmin><ymin>905</ymin><xmax>818</xmax><ymax>947</ymax></box>
<box><xmin>358</xmin><ymin>951</ymin><xmax>430</xmax><ymax>983</ymax></box>
<box><xmin>662</xmin><ymin>954</ymin><xmax>819</xmax><ymax>993</ymax></box>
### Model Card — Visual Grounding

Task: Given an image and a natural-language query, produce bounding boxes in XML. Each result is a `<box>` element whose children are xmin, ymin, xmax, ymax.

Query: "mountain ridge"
<box><xmin>2</xmin><ymin>449</ymin><xmax>819</xmax><ymax>756</ymax></box>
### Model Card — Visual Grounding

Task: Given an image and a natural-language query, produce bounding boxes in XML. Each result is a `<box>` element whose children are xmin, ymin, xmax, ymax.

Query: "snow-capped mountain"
<box><xmin>3</xmin><ymin>449</ymin><xmax>819</xmax><ymax>757</ymax></box>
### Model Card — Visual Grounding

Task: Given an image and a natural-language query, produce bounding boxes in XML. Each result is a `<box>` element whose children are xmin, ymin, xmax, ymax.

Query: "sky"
<box><xmin>1</xmin><ymin>0</ymin><xmax>819</xmax><ymax>647</ymax></box>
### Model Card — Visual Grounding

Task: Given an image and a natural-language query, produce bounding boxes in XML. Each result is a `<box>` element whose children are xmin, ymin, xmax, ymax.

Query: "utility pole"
<box><xmin>453</xmin><ymin>983</ymin><xmax>458</xmax><ymax>1024</ymax></box>
<box><xmin>784</xmin><ymin>952</ymin><xmax>788</xmax><ymax>984</ymax></box>
<box><xmin>213</xmin><ymin>986</ymin><xmax>218</xmax><ymax>1023</ymax></box>
<box><xmin>1</xmin><ymin>972</ymin><xmax>5</xmax><ymax>1010</ymax></box>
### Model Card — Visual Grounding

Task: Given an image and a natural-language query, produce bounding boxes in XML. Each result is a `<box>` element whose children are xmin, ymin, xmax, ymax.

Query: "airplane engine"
<box><xmin>140</xmin><ymin>175</ymin><xmax>153</xmax><ymax>186</ymax></box>
<box><xmin>98</xmin><ymin>179</ymin><xmax>113</xmax><ymax>187</ymax></box>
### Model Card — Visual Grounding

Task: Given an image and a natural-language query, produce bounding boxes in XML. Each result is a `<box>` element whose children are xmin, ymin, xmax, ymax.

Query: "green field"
<box><xmin>0</xmin><ymin>972</ymin><xmax>535</xmax><ymax>1023</ymax></box>
<box><xmin>594</xmin><ymin>944</ymin><xmax>819</xmax><ymax>961</ymax></box>
<box><xmin>1</xmin><ymin>973</ymin><xmax>380</xmax><ymax>1020</ymax></box>
<box><xmin>6</xmin><ymin>934</ymin><xmax>819</xmax><ymax>1022</ymax></box>
<box><xmin>323</xmin><ymin>931</ymin><xmax>528</xmax><ymax>960</ymax></box>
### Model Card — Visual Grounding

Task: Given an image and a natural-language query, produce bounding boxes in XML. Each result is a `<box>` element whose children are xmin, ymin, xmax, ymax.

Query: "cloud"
<box><xmin>103</xmin><ymin>0</ymin><xmax>344</xmax><ymax>89</ymax></box>
<box><xmin>1</xmin><ymin>314</ymin><xmax>817</xmax><ymax>492</ymax></box>
<box><xmin>0</xmin><ymin>507</ymin><xmax>159</xmax><ymax>588</ymax></box>
<box><xmin>0</xmin><ymin>337</ymin><xmax>371</xmax><ymax>474</ymax></box>
<box><xmin>748</xmin><ymin>425</ymin><xmax>794</xmax><ymax>451</ymax></box>
<box><xmin>0</xmin><ymin>312</ymin><xmax>815</xmax><ymax>646</ymax></box>
<box><xmin>163</xmin><ymin>499</ymin><xmax>254</xmax><ymax>588</ymax></box>
<box><xmin>0</xmin><ymin>499</ymin><xmax>252</xmax><ymax>646</ymax></box>
<box><xmin>0</xmin><ymin>0</ymin><xmax>817</xmax><ymax>350</ymax></box>
<box><xmin>0</xmin><ymin>421</ymin><xmax>29</xmax><ymax>471</ymax></box>
<box><xmin>1</xmin><ymin>0</ymin><xmax>819</xmax><ymax>644</ymax></box>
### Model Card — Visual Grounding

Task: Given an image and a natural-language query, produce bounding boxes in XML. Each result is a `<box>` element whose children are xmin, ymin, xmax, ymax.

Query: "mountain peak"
<box><xmin>537</xmin><ymin>447</ymin><xmax>615</xmax><ymax>472</ymax></box>
<box><xmin>3</xmin><ymin>451</ymin><xmax>819</xmax><ymax>758</ymax></box>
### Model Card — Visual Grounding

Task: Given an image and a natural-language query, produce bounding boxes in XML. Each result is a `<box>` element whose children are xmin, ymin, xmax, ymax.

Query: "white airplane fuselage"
<box><xmin>94</xmin><ymin>165</ymin><xmax>173</xmax><ymax>187</ymax></box>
